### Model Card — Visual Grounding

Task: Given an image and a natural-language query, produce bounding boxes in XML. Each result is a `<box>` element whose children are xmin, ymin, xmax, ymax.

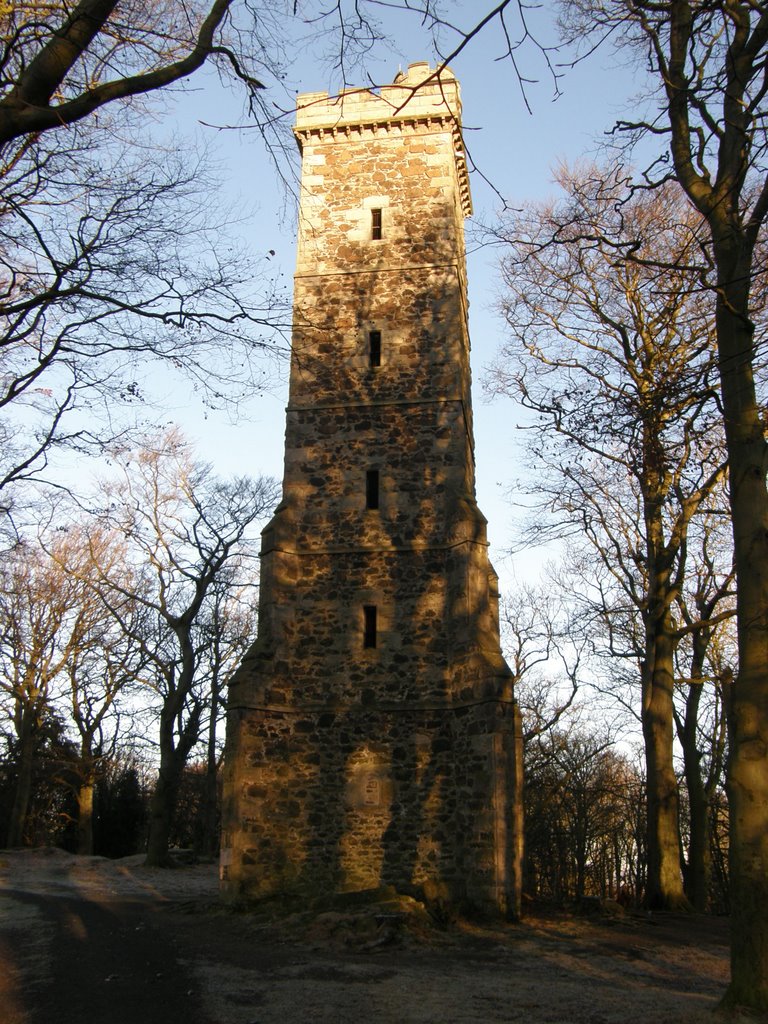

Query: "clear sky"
<box><xmin>162</xmin><ymin>2</ymin><xmax>643</xmax><ymax>595</ymax></box>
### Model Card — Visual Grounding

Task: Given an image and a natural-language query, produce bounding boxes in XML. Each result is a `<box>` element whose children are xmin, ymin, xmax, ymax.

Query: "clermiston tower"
<box><xmin>221</xmin><ymin>62</ymin><xmax>520</xmax><ymax>915</ymax></box>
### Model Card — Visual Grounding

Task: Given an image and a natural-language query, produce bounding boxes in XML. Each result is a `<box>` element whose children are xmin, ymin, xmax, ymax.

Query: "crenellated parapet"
<box><xmin>294</xmin><ymin>62</ymin><xmax>471</xmax><ymax>218</ymax></box>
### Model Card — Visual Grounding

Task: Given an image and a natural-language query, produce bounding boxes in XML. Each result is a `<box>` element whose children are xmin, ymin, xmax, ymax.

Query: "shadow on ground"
<box><xmin>0</xmin><ymin>849</ymin><xmax>743</xmax><ymax>1024</ymax></box>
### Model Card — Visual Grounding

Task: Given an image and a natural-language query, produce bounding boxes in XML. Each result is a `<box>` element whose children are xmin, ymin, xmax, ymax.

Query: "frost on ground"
<box><xmin>0</xmin><ymin>848</ymin><xmax>751</xmax><ymax>1024</ymax></box>
<box><xmin>0</xmin><ymin>847</ymin><xmax>218</xmax><ymax>902</ymax></box>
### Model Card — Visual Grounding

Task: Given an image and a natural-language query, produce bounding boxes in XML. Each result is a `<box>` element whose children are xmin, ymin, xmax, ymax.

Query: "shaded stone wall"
<box><xmin>224</xmin><ymin>701</ymin><xmax>512</xmax><ymax>902</ymax></box>
<box><xmin>221</xmin><ymin>62</ymin><xmax>518</xmax><ymax>914</ymax></box>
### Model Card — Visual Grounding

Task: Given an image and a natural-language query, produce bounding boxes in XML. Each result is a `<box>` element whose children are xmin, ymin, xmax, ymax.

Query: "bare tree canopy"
<box><xmin>0</xmin><ymin>526</ymin><xmax>128</xmax><ymax>847</ymax></box>
<box><xmin>491</xmin><ymin>168</ymin><xmax>734</xmax><ymax>911</ymax></box>
<box><xmin>0</xmin><ymin>3</ymin><xmax>296</xmax><ymax>526</ymax></box>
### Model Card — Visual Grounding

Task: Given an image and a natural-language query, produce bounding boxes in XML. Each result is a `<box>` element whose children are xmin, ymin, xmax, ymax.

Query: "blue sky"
<box><xmin>163</xmin><ymin>2</ymin><xmax>644</xmax><ymax>593</ymax></box>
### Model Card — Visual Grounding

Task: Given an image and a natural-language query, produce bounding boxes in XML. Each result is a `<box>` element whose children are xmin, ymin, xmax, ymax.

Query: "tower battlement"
<box><xmin>294</xmin><ymin>62</ymin><xmax>471</xmax><ymax>218</ymax></box>
<box><xmin>295</xmin><ymin>61</ymin><xmax>462</xmax><ymax>128</ymax></box>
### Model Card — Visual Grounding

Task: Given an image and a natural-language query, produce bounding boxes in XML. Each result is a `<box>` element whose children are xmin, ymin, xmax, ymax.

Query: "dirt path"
<box><xmin>0</xmin><ymin>849</ymin><xmax>754</xmax><ymax>1024</ymax></box>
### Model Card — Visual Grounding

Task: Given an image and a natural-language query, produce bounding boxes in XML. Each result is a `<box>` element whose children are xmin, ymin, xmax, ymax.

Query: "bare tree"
<box><xmin>0</xmin><ymin>2</ymin><xmax>301</xmax><ymax>526</ymax></box>
<box><xmin>549</xmin><ymin>1</ymin><xmax>768</xmax><ymax>1005</ymax></box>
<box><xmin>500</xmin><ymin>582</ymin><xmax>581</xmax><ymax>736</ymax></box>
<box><xmin>86</xmin><ymin>429</ymin><xmax>277</xmax><ymax>866</ymax></box>
<box><xmin>50</xmin><ymin>525</ymin><xmax>149</xmax><ymax>855</ymax></box>
<box><xmin>497</xmin><ymin>579</ymin><xmax>585</xmax><ymax>918</ymax></box>
<box><xmin>0</xmin><ymin>122</ymin><xmax>287</xmax><ymax>515</ymax></box>
<box><xmin>187</xmin><ymin>565</ymin><xmax>256</xmax><ymax>857</ymax></box>
<box><xmin>525</xmin><ymin>727</ymin><xmax>645</xmax><ymax>903</ymax></box>
<box><xmin>673</xmin><ymin>511</ymin><xmax>735</xmax><ymax>911</ymax></box>
<box><xmin>0</xmin><ymin>529</ymin><xmax>114</xmax><ymax>846</ymax></box>
<box><xmin>490</xmin><ymin>171</ymin><xmax>731</xmax><ymax>909</ymax></box>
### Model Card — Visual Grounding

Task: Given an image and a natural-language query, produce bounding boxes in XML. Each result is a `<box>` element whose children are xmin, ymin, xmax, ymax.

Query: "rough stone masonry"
<box><xmin>221</xmin><ymin>62</ymin><xmax>521</xmax><ymax>915</ymax></box>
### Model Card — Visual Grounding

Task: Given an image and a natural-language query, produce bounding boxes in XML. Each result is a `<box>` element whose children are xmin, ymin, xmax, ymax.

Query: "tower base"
<box><xmin>221</xmin><ymin>694</ymin><xmax>518</xmax><ymax>917</ymax></box>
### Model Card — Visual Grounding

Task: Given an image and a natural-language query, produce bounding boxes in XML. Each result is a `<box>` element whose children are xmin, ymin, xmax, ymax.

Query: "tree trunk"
<box><xmin>145</xmin><ymin>757</ymin><xmax>180</xmax><ymax>867</ymax></box>
<box><xmin>76</xmin><ymin>775</ymin><xmax>95</xmax><ymax>856</ymax></box>
<box><xmin>145</xmin><ymin>713</ymin><xmax>183</xmax><ymax>866</ymax></box>
<box><xmin>508</xmin><ymin>700</ymin><xmax>524</xmax><ymax>921</ymax></box>
<box><xmin>716</xmin><ymin>279</ymin><xmax>768</xmax><ymax>1010</ymax></box>
<box><xmin>640</xmin><ymin>408</ymin><xmax>689</xmax><ymax>911</ymax></box>
<box><xmin>641</xmin><ymin>619</ymin><xmax>687</xmax><ymax>909</ymax></box>
<box><xmin>681</xmin><ymin>741</ymin><xmax>711</xmax><ymax>912</ymax></box>
<box><xmin>195</xmin><ymin>765</ymin><xmax>219</xmax><ymax>859</ymax></box>
<box><xmin>195</xmin><ymin>680</ymin><xmax>222</xmax><ymax>859</ymax></box>
<box><xmin>574</xmin><ymin>797</ymin><xmax>588</xmax><ymax>899</ymax></box>
<box><xmin>145</xmin><ymin>695</ymin><xmax>201</xmax><ymax>867</ymax></box>
<box><xmin>677</xmin><ymin>649</ymin><xmax>722</xmax><ymax>913</ymax></box>
<box><xmin>7</xmin><ymin>708</ymin><xmax>37</xmax><ymax>848</ymax></box>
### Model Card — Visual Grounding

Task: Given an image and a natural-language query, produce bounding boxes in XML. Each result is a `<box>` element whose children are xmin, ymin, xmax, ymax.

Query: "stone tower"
<box><xmin>221</xmin><ymin>62</ymin><xmax>520</xmax><ymax>915</ymax></box>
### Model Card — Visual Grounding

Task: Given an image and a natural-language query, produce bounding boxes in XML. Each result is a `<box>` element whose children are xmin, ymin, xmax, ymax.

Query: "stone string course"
<box><xmin>221</xmin><ymin>62</ymin><xmax>519</xmax><ymax>915</ymax></box>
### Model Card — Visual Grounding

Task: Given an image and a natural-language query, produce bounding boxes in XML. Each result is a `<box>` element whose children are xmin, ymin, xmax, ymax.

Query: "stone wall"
<box><xmin>223</xmin><ymin>701</ymin><xmax>516</xmax><ymax>908</ymax></box>
<box><xmin>221</xmin><ymin>63</ymin><xmax>518</xmax><ymax>916</ymax></box>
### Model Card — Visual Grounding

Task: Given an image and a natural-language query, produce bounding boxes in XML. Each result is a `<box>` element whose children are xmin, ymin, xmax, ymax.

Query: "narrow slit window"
<box><xmin>368</xmin><ymin>329</ymin><xmax>382</xmax><ymax>368</ymax></box>
<box><xmin>371</xmin><ymin>208</ymin><xmax>383</xmax><ymax>240</ymax></box>
<box><xmin>366</xmin><ymin>469</ymin><xmax>380</xmax><ymax>510</ymax></box>
<box><xmin>363</xmin><ymin>605</ymin><xmax>377</xmax><ymax>649</ymax></box>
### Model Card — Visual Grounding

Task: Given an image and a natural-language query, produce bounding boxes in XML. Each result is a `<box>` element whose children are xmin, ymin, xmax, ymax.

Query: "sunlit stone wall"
<box><xmin>221</xmin><ymin>63</ymin><xmax>518</xmax><ymax>914</ymax></box>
